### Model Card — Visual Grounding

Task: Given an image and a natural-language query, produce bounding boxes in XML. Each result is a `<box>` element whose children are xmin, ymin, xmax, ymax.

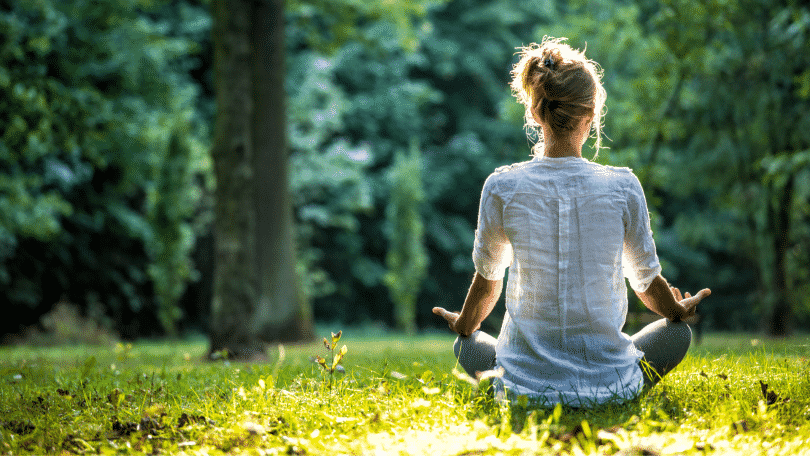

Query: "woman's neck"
<box><xmin>539</xmin><ymin>121</ymin><xmax>588</xmax><ymax>158</ymax></box>
<box><xmin>542</xmin><ymin>138</ymin><xmax>583</xmax><ymax>158</ymax></box>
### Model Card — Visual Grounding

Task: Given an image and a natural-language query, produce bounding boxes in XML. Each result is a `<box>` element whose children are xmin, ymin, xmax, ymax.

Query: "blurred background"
<box><xmin>1</xmin><ymin>0</ymin><xmax>809</xmax><ymax>348</ymax></box>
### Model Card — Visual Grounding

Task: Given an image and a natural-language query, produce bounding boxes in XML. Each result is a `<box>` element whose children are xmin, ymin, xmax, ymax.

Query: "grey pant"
<box><xmin>453</xmin><ymin>318</ymin><xmax>692</xmax><ymax>388</ymax></box>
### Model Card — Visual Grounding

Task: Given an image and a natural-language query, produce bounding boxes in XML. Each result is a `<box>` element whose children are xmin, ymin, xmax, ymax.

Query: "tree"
<box><xmin>208</xmin><ymin>0</ymin><xmax>442</xmax><ymax>350</ymax></box>
<box><xmin>384</xmin><ymin>142</ymin><xmax>429</xmax><ymax>334</ymax></box>
<box><xmin>209</xmin><ymin>0</ymin><xmax>312</xmax><ymax>359</ymax></box>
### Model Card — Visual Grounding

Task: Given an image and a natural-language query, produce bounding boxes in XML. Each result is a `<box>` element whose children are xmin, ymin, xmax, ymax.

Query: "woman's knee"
<box><xmin>657</xmin><ymin>320</ymin><xmax>693</xmax><ymax>371</ymax></box>
<box><xmin>634</xmin><ymin>318</ymin><xmax>692</xmax><ymax>349</ymax></box>
<box><xmin>453</xmin><ymin>331</ymin><xmax>498</xmax><ymax>377</ymax></box>
<box><xmin>666</xmin><ymin>320</ymin><xmax>693</xmax><ymax>351</ymax></box>
<box><xmin>453</xmin><ymin>331</ymin><xmax>492</xmax><ymax>358</ymax></box>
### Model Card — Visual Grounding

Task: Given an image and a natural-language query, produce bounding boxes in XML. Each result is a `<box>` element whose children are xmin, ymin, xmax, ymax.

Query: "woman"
<box><xmin>433</xmin><ymin>38</ymin><xmax>710</xmax><ymax>406</ymax></box>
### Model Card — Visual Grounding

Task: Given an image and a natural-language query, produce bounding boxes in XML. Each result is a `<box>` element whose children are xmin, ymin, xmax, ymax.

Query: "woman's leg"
<box><xmin>631</xmin><ymin>318</ymin><xmax>692</xmax><ymax>387</ymax></box>
<box><xmin>453</xmin><ymin>330</ymin><xmax>498</xmax><ymax>378</ymax></box>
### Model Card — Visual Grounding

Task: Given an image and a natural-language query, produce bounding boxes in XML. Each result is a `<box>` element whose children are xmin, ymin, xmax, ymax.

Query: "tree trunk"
<box><xmin>209</xmin><ymin>0</ymin><xmax>312</xmax><ymax>360</ymax></box>
<box><xmin>767</xmin><ymin>175</ymin><xmax>794</xmax><ymax>336</ymax></box>
<box><xmin>250</xmin><ymin>0</ymin><xmax>313</xmax><ymax>342</ymax></box>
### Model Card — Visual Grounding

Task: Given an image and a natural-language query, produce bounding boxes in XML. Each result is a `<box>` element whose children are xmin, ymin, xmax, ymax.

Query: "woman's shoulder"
<box><xmin>484</xmin><ymin>159</ymin><xmax>534</xmax><ymax>186</ymax></box>
<box><xmin>492</xmin><ymin>159</ymin><xmax>535</xmax><ymax>175</ymax></box>
<box><xmin>481</xmin><ymin>160</ymin><xmax>533</xmax><ymax>196</ymax></box>
<box><xmin>589</xmin><ymin>162</ymin><xmax>640</xmax><ymax>182</ymax></box>
<box><xmin>587</xmin><ymin>160</ymin><xmax>632</xmax><ymax>174</ymax></box>
<box><xmin>582</xmin><ymin>162</ymin><xmax>648</xmax><ymax>198</ymax></box>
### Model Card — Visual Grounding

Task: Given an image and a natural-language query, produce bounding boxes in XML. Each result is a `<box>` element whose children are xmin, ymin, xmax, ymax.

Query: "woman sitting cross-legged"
<box><xmin>433</xmin><ymin>38</ymin><xmax>710</xmax><ymax>407</ymax></box>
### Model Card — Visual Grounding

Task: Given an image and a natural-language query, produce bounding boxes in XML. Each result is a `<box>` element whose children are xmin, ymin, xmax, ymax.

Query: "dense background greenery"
<box><xmin>2</xmin><ymin>0</ymin><xmax>809</xmax><ymax>339</ymax></box>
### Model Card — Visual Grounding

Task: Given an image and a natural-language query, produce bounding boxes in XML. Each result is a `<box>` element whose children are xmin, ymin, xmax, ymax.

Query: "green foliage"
<box><xmin>147</xmin><ymin>131</ymin><xmax>210</xmax><ymax>335</ymax></box>
<box><xmin>287</xmin><ymin>3</ymin><xmax>445</xmax><ymax>325</ymax></box>
<box><xmin>3</xmin><ymin>0</ymin><xmax>809</xmax><ymax>335</ymax></box>
<box><xmin>384</xmin><ymin>143</ymin><xmax>429</xmax><ymax>334</ymax></box>
<box><xmin>286</xmin><ymin>0</ymin><xmax>810</xmax><ymax>332</ymax></box>
<box><xmin>295</xmin><ymin>0</ymin><xmax>810</xmax><ymax>332</ymax></box>
<box><xmin>287</xmin><ymin>52</ymin><xmax>373</xmax><ymax>302</ymax></box>
<box><xmin>0</xmin><ymin>0</ymin><xmax>211</xmax><ymax>335</ymax></box>
<box><xmin>288</xmin><ymin>0</ymin><xmax>438</xmax><ymax>53</ymax></box>
<box><xmin>636</xmin><ymin>0</ymin><xmax>810</xmax><ymax>331</ymax></box>
<box><xmin>0</xmin><ymin>333</ymin><xmax>808</xmax><ymax>454</ymax></box>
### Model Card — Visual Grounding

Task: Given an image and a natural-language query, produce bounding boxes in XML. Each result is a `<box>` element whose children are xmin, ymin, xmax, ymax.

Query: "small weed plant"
<box><xmin>0</xmin><ymin>332</ymin><xmax>808</xmax><ymax>455</ymax></box>
<box><xmin>313</xmin><ymin>330</ymin><xmax>348</xmax><ymax>392</ymax></box>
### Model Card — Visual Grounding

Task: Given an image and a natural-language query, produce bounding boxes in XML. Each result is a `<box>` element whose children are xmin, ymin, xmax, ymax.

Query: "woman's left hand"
<box><xmin>433</xmin><ymin>274</ymin><xmax>500</xmax><ymax>336</ymax></box>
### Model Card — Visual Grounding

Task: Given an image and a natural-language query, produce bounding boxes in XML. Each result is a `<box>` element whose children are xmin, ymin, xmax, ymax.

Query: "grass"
<box><xmin>0</xmin><ymin>329</ymin><xmax>808</xmax><ymax>455</ymax></box>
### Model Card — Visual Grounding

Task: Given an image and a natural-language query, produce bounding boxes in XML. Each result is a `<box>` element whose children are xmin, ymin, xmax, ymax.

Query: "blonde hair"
<box><xmin>510</xmin><ymin>37</ymin><xmax>607</xmax><ymax>154</ymax></box>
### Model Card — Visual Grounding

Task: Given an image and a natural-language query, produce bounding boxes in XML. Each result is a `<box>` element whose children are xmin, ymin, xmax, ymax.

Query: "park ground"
<box><xmin>0</xmin><ymin>329</ymin><xmax>808</xmax><ymax>455</ymax></box>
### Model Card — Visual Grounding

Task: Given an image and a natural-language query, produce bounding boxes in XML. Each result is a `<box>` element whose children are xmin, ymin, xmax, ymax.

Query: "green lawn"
<box><xmin>0</xmin><ymin>330</ymin><xmax>808</xmax><ymax>455</ymax></box>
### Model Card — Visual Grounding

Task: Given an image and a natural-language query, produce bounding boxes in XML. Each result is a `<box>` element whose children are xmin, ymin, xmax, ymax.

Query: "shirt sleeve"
<box><xmin>622</xmin><ymin>173</ymin><xmax>662</xmax><ymax>292</ymax></box>
<box><xmin>472</xmin><ymin>174</ymin><xmax>513</xmax><ymax>280</ymax></box>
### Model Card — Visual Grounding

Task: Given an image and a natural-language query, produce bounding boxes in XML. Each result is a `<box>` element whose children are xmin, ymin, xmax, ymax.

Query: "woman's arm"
<box><xmin>635</xmin><ymin>275</ymin><xmax>711</xmax><ymax>322</ymax></box>
<box><xmin>433</xmin><ymin>272</ymin><xmax>503</xmax><ymax>336</ymax></box>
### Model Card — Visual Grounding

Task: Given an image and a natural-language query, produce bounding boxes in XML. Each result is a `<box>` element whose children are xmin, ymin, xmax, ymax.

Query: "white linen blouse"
<box><xmin>472</xmin><ymin>155</ymin><xmax>661</xmax><ymax>405</ymax></box>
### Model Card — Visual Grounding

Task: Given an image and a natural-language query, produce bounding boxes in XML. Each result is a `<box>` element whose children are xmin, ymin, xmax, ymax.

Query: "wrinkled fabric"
<box><xmin>472</xmin><ymin>155</ymin><xmax>661</xmax><ymax>406</ymax></box>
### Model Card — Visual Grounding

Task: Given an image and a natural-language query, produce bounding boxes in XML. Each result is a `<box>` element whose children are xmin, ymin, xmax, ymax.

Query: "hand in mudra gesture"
<box><xmin>432</xmin><ymin>307</ymin><xmax>470</xmax><ymax>335</ymax></box>
<box><xmin>670</xmin><ymin>285</ymin><xmax>710</xmax><ymax>320</ymax></box>
<box><xmin>431</xmin><ymin>307</ymin><xmax>481</xmax><ymax>337</ymax></box>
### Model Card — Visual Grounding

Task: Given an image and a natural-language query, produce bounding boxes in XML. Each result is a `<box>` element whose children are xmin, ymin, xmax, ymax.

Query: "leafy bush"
<box><xmin>0</xmin><ymin>0</ymin><xmax>211</xmax><ymax>337</ymax></box>
<box><xmin>2</xmin><ymin>300</ymin><xmax>118</xmax><ymax>346</ymax></box>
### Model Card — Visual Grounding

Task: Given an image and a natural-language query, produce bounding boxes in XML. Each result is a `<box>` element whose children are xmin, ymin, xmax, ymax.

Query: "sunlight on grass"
<box><xmin>0</xmin><ymin>332</ymin><xmax>808</xmax><ymax>455</ymax></box>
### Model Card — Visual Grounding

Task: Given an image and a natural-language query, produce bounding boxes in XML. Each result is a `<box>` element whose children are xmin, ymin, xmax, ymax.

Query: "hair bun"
<box><xmin>522</xmin><ymin>55</ymin><xmax>553</xmax><ymax>102</ymax></box>
<box><xmin>509</xmin><ymin>38</ymin><xmax>608</xmax><ymax>150</ymax></box>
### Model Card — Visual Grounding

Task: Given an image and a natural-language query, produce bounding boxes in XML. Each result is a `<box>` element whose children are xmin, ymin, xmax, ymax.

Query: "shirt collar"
<box><xmin>533</xmin><ymin>155</ymin><xmax>589</xmax><ymax>164</ymax></box>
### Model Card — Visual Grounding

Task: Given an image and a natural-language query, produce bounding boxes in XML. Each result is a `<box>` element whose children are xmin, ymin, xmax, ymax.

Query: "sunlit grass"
<box><xmin>0</xmin><ymin>331</ymin><xmax>808</xmax><ymax>455</ymax></box>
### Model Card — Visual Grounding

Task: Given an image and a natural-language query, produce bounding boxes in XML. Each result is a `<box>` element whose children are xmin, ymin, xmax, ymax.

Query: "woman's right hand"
<box><xmin>636</xmin><ymin>275</ymin><xmax>711</xmax><ymax>322</ymax></box>
<box><xmin>669</xmin><ymin>285</ymin><xmax>711</xmax><ymax>319</ymax></box>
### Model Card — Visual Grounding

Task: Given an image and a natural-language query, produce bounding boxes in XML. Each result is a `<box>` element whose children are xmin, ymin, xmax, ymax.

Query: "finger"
<box><xmin>433</xmin><ymin>307</ymin><xmax>457</xmax><ymax>318</ymax></box>
<box><xmin>432</xmin><ymin>307</ymin><xmax>450</xmax><ymax>323</ymax></box>
<box><xmin>433</xmin><ymin>307</ymin><xmax>460</xmax><ymax>324</ymax></box>
<box><xmin>683</xmin><ymin>290</ymin><xmax>711</xmax><ymax>311</ymax></box>
<box><xmin>686</xmin><ymin>289</ymin><xmax>711</xmax><ymax>306</ymax></box>
<box><xmin>685</xmin><ymin>291</ymin><xmax>692</xmax><ymax>299</ymax></box>
<box><xmin>696</xmin><ymin>288</ymin><xmax>711</xmax><ymax>299</ymax></box>
<box><xmin>671</xmin><ymin>287</ymin><xmax>682</xmax><ymax>301</ymax></box>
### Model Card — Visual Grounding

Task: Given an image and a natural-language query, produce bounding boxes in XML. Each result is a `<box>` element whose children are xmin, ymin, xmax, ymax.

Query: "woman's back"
<box><xmin>478</xmin><ymin>156</ymin><xmax>660</xmax><ymax>404</ymax></box>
